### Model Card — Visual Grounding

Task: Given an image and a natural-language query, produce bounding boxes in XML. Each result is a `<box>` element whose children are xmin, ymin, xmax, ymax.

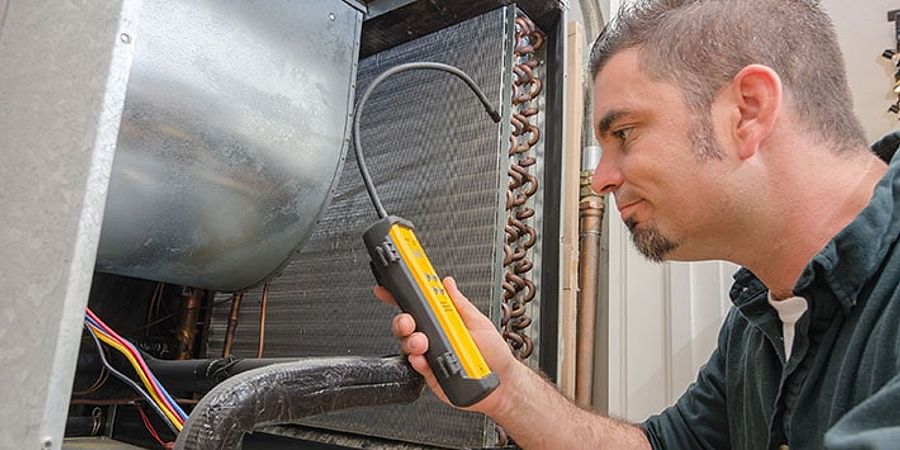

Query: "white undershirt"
<box><xmin>766</xmin><ymin>292</ymin><xmax>809</xmax><ymax>361</ymax></box>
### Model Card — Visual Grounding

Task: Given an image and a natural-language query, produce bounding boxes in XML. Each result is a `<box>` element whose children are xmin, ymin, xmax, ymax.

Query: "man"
<box><xmin>377</xmin><ymin>0</ymin><xmax>900</xmax><ymax>448</ymax></box>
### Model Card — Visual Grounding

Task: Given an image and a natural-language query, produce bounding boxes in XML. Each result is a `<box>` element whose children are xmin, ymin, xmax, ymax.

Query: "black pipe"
<box><xmin>145</xmin><ymin>355</ymin><xmax>299</xmax><ymax>395</ymax></box>
<box><xmin>173</xmin><ymin>356</ymin><xmax>423</xmax><ymax>450</ymax></box>
<box><xmin>78</xmin><ymin>345</ymin><xmax>331</xmax><ymax>397</ymax></box>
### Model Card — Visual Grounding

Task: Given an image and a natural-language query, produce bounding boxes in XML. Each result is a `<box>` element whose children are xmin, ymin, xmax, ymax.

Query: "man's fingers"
<box><xmin>373</xmin><ymin>285</ymin><xmax>397</xmax><ymax>306</ymax></box>
<box><xmin>401</xmin><ymin>332</ymin><xmax>429</xmax><ymax>355</ymax></box>
<box><xmin>392</xmin><ymin>313</ymin><xmax>416</xmax><ymax>338</ymax></box>
<box><xmin>408</xmin><ymin>354</ymin><xmax>452</xmax><ymax>404</ymax></box>
<box><xmin>408</xmin><ymin>354</ymin><xmax>431</xmax><ymax>376</ymax></box>
<box><xmin>443</xmin><ymin>276</ymin><xmax>491</xmax><ymax>327</ymax></box>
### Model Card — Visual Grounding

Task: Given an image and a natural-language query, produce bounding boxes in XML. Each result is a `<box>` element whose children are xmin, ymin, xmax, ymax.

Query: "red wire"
<box><xmin>137</xmin><ymin>406</ymin><xmax>173</xmax><ymax>450</ymax></box>
<box><xmin>86</xmin><ymin>308</ymin><xmax>184</xmax><ymax>423</ymax></box>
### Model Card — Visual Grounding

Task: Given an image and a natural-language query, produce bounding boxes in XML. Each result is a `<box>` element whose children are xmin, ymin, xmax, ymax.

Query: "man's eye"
<box><xmin>613</xmin><ymin>128</ymin><xmax>632</xmax><ymax>142</ymax></box>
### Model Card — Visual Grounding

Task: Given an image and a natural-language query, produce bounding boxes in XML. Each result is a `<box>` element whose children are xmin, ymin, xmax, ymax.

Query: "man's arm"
<box><xmin>491</xmin><ymin>361</ymin><xmax>651</xmax><ymax>449</ymax></box>
<box><xmin>377</xmin><ymin>276</ymin><xmax>651</xmax><ymax>450</ymax></box>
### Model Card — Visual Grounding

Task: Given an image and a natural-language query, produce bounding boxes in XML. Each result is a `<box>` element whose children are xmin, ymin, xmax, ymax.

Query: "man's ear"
<box><xmin>728</xmin><ymin>64</ymin><xmax>782</xmax><ymax>160</ymax></box>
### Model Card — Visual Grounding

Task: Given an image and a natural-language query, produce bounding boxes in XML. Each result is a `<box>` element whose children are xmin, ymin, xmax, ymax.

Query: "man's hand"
<box><xmin>373</xmin><ymin>276</ymin><xmax>520</xmax><ymax>417</ymax></box>
<box><xmin>374</xmin><ymin>276</ymin><xmax>651</xmax><ymax>450</ymax></box>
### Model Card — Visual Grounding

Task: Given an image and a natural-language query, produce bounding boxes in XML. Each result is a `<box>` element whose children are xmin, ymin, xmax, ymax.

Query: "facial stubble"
<box><xmin>624</xmin><ymin>218</ymin><xmax>679</xmax><ymax>262</ymax></box>
<box><xmin>623</xmin><ymin>111</ymin><xmax>720</xmax><ymax>262</ymax></box>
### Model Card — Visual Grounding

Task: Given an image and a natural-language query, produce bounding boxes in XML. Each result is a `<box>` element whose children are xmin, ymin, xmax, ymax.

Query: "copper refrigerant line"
<box><xmin>175</xmin><ymin>288</ymin><xmax>205</xmax><ymax>360</ymax></box>
<box><xmin>501</xmin><ymin>15</ymin><xmax>544</xmax><ymax>362</ymax></box>
<box><xmin>222</xmin><ymin>292</ymin><xmax>244</xmax><ymax>357</ymax></box>
<box><xmin>219</xmin><ymin>281</ymin><xmax>270</xmax><ymax>358</ymax></box>
<box><xmin>257</xmin><ymin>281</ymin><xmax>270</xmax><ymax>358</ymax></box>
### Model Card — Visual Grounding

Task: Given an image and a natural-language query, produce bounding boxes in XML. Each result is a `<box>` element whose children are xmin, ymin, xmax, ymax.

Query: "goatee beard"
<box><xmin>624</xmin><ymin>218</ymin><xmax>678</xmax><ymax>263</ymax></box>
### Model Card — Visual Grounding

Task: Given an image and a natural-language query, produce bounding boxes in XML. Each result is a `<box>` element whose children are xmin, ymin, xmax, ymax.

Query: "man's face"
<box><xmin>591</xmin><ymin>48</ymin><xmax>735</xmax><ymax>262</ymax></box>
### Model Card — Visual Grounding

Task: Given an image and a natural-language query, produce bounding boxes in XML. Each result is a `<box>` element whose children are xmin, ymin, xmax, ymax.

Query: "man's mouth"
<box><xmin>617</xmin><ymin>200</ymin><xmax>642</xmax><ymax>219</ymax></box>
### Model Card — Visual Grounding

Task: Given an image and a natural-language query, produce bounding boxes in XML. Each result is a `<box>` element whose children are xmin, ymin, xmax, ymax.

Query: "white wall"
<box><xmin>821</xmin><ymin>0</ymin><xmax>899</xmax><ymax>143</ymax></box>
<box><xmin>603</xmin><ymin>198</ymin><xmax>737</xmax><ymax>421</ymax></box>
<box><xmin>597</xmin><ymin>0</ymin><xmax>896</xmax><ymax>422</ymax></box>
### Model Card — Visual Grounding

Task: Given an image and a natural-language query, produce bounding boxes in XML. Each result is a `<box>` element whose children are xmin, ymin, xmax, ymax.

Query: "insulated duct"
<box><xmin>173</xmin><ymin>357</ymin><xmax>423</xmax><ymax>450</ymax></box>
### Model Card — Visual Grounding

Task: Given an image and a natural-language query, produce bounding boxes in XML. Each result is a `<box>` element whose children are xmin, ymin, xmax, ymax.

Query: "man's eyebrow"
<box><xmin>597</xmin><ymin>109</ymin><xmax>629</xmax><ymax>137</ymax></box>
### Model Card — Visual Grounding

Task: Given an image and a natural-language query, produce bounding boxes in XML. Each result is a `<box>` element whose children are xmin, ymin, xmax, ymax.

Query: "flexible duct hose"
<box><xmin>174</xmin><ymin>356</ymin><xmax>423</xmax><ymax>450</ymax></box>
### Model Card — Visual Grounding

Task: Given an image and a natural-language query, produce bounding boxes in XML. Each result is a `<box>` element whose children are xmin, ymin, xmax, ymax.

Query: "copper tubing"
<box><xmin>501</xmin><ymin>14</ymin><xmax>544</xmax><ymax>362</ymax></box>
<box><xmin>176</xmin><ymin>288</ymin><xmax>205</xmax><ymax>360</ymax></box>
<box><xmin>575</xmin><ymin>172</ymin><xmax>604</xmax><ymax>406</ymax></box>
<box><xmin>256</xmin><ymin>281</ymin><xmax>270</xmax><ymax>358</ymax></box>
<box><xmin>222</xmin><ymin>292</ymin><xmax>244</xmax><ymax>357</ymax></box>
<box><xmin>145</xmin><ymin>282</ymin><xmax>164</xmax><ymax>337</ymax></box>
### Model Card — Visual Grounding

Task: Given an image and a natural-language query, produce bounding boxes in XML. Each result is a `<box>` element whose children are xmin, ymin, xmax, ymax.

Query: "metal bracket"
<box><xmin>885</xmin><ymin>10</ymin><xmax>900</xmax><ymax>116</ymax></box>
<box><xmin>888</xmin><ymin>9</ymin><xmax>900</xmax><ymax>52</ymax></box>
<box><xmin>365</xmin><ymin>0</ymin><xmax>417</xmax><ymax>20</ymax></box>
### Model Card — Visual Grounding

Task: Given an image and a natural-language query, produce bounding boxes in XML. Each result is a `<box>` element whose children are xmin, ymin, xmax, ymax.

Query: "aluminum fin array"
<box><xmin>206</xmin><ymin>7</ymin><xmax>549</xmax><ymax>448</ymax></box>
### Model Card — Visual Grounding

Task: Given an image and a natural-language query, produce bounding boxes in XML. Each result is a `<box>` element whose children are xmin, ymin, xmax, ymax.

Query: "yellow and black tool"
<box><xmin>354</xmin><ymin>62</ymin><xmax>501</xmax><ymax>407</ymax></box>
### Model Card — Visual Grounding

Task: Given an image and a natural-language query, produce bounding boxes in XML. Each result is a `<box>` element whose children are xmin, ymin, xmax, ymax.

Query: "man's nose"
<box><xmin>591</xmin><ymin>150</ymin><xmax>623</xmax><ymax>195</ymax></box>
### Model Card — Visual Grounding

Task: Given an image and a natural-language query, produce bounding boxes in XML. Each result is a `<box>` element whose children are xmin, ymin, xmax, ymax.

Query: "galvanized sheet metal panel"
<box><xmin>96</xmin><ymin>0</ymin><xmax>361</xmax><ymax>291</ymax></box>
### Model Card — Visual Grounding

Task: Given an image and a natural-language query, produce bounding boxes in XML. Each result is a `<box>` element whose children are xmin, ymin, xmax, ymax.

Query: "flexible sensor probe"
<box><xmin>354</xmin><ymin>62</ymin><xmax>501</xmax><ymax>407</ymax></box>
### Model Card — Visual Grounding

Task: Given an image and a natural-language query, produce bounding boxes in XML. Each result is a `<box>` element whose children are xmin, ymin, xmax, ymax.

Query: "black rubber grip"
<box><xmin>364</xmin><ymin>216</ymin><xmax>499</xmax><ymax>407</ymax></box>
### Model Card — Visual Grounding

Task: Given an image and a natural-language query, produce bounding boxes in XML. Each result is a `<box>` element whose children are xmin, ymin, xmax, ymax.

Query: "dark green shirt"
<box><xmin>642</xmin><ymin>138</ymin><xmax>900</xmax><ymax>450</ymax></box>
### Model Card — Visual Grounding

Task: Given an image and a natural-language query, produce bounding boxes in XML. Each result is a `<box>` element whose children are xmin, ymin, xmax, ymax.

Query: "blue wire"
<box><xmin>83</xmin><ymin>313</ymin><xmax>189</xmax><ymax>420</ymax></box>
<box><xmin>146</xmin><ymin>365</ymin><xmax>188</xmax><ymax>420</ymax></box>
<box><xmin>83</xmin><ymin>323</ymin><xmax>179</xmax><ymax>434</ymax></box>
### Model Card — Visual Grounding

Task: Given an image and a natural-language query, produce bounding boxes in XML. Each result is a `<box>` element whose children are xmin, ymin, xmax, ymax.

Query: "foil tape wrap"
<box><xmin>174</xmin><ymin>357</ymin><xmax>423</xmax><ymax>450</ymax></box>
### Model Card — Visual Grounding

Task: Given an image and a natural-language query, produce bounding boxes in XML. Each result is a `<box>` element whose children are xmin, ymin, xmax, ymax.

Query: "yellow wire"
<box><xmin>89</xmin><ymin>324</ymin><xmax>184</xmax><ymax>431</ymax></box>
<box><xmin>90</xmin><ymin>325</ymin><xmax>183</xmax><ymax>430</ymax></box>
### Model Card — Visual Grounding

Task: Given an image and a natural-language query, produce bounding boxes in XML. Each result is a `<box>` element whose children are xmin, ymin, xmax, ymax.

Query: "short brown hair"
<box><xmin>589</xmin><ymin>0</ymin><xmax>866</xmax><ymax>151</ymax></box>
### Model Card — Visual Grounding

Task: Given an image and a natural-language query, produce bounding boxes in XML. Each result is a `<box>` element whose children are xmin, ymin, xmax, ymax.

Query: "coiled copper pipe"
<box><xmin>501</xmin><ymin>14</ymin><xmax>544</xmax><ymax>361</ymax></box>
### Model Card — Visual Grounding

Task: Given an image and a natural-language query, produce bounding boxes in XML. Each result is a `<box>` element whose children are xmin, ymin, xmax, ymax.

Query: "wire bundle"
<box><xmin>83</xmin><ymin>308</ymin><xmax>188</xmax><ymax>432</ymax></box>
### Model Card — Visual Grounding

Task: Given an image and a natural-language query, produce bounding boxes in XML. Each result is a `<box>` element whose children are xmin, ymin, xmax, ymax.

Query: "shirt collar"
<box><xmin>792</xmin><ymin>148</ymin><xmax>900</xmax><ymax>312</ymax></box>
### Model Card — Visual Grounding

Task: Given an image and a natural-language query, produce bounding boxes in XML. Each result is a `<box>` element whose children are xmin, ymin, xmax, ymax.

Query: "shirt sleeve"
<box><xmin>641</xmin><ymin>310</ymin><xmax>734</xmax><ymax>450</ymax></box>
<box><xmin>825</xmin><ymin>370</ymin><xmax>900</xmax><ymax>450</ymax></box>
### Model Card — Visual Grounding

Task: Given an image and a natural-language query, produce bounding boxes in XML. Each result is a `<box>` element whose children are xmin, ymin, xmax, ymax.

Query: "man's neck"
<box><xmin>738</xmin><ymin>145</ymin><xmax>888</xmax><ymax>294</ymax></box>
<box><xmin>769</xmin><ymin>288</ymin><xmax>794</xmax><ymax>301</ymax></box>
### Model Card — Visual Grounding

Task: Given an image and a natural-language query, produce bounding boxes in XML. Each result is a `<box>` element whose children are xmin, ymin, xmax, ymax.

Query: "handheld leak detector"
<box><xmin>354</xmin><ymin>62</ymin><xmax>501</xmax><ymax>407</ymax></box>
